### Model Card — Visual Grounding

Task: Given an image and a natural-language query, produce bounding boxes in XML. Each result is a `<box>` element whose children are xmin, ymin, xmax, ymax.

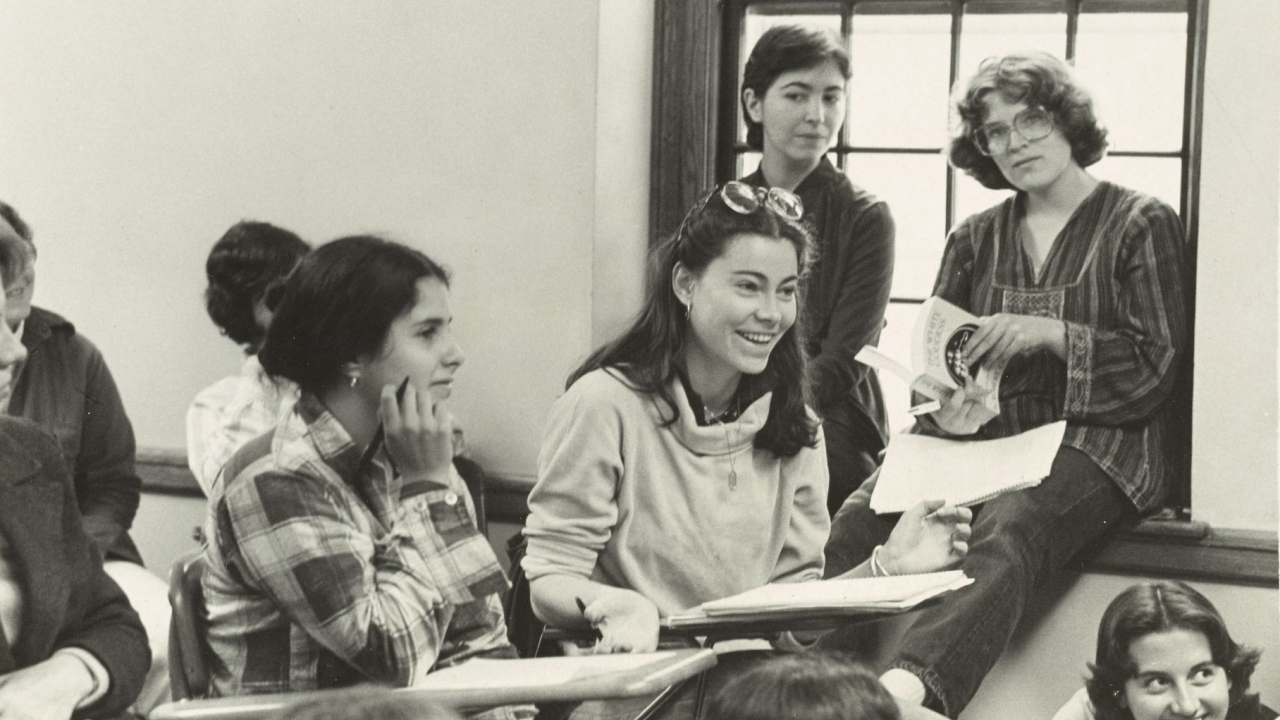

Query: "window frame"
<box><xmin>649</xmin><ymin>0</ymin><xmax>1208</xmax><ymax>513</ymax></box>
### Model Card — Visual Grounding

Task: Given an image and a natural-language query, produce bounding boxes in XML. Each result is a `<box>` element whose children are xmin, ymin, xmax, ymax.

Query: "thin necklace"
<box><xmin>709</xmin><ymin>397</ymin><xmax>742</xmax><ymax>491</ymax></box>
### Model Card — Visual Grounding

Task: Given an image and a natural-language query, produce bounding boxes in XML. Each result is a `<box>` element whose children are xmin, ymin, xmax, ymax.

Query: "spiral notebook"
<box><xmin>870</xmin><ymin>421</ymin><xmax>1067</xmax><ymax>513</ymax></box>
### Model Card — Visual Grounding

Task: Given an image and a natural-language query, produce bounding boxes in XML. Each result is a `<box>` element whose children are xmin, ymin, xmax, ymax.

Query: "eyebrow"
<box><xmin>731</xmin><ymin>270</ymin><xmax>799</xmax><ymax>284</ymax></box>
<box><xmin>778</xmin><ymin>81</ymin><xmax>844</xmax><ymax>93</ymax></box>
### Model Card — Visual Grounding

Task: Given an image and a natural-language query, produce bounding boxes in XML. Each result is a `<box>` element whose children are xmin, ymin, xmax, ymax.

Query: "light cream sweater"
<box><xmin>523</xmin><ymin>368</ymin><xmax>829</xmax><ymax>615</ymax></box>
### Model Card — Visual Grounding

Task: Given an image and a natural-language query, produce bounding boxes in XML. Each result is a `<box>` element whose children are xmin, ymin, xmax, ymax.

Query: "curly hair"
<box><xmin>1086</xmin><ymin>581</ymin><xmax>1262</xmax><ymax>720</ymax></box>
<box><xmin>568</xmin><ymin>184</ymin><xmax>819</xmax><ymax>458</ymax></box>
<box><xmin>705</xmin><ymin>652</ymin><xmax>900</xmax><ymax>720</ymax></box>
<box><xmin>204</xmin><ymin>221</ymin><xmax>310</xmax><ymax>353</ymax></box>
<box><xmin>741</xmin><ymin>24</ymin><xmax>851</xmax><ymax>152</ymax></box>
<box><xmin>947</xmin><ymin>51</ymin><xmax>1108</xmax><ymax>190</ymax></box>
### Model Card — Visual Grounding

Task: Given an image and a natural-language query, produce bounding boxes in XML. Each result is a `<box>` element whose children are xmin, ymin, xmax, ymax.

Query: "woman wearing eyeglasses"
<box><xmin>522</xmin><ymin>182</ymin><xmax>966</xmax><ymax>720</ymax></box>
<box><xmin>824</xmin><ymin>52</ymin><xmax>1190</xmax><ymax>716</ymax></box>
<box><xmin>739</xmin><ymin>25</ymin><xmax>895</xmax><ymax>513</ymax></box>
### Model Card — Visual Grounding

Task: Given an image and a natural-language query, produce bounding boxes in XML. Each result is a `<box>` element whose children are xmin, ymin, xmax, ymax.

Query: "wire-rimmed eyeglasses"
<box><xmin>973</xmin><ymin>106</ymin><xmax>1055</xmax><ymax>156</ymax></box>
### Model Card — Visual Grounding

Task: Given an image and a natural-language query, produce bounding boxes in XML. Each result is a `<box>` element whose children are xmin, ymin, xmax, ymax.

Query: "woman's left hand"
<box><xmin>963</xmin><ymin>313</ymin><xmax>1067</xmax><ymax>369</ymax></box>
<box><xmin>0</xmin><ymin>654</ymin><xmax>95</xmax><ymax>720</ymax></box>
<box><xmin>880</xmin><ymin>499</ymin><xmax>972</xmax><ymax>575</ymax></box>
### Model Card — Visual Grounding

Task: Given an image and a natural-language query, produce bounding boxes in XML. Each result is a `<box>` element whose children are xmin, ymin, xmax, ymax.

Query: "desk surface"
<box><xmin>149</xmin><ymin>649</ymin><xmax>716</xmax><ymax>720</ymax></box>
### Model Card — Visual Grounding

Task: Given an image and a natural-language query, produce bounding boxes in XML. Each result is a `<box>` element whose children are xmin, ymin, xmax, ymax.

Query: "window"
<box><xmin>651</xmin><ymin>0</ymin><xmax>1207</xmax><ymax>510</ymax></box>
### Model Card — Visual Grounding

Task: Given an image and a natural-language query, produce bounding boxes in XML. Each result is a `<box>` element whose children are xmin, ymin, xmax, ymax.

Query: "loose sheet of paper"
<box><xmin>415</xmin><ymin>652</ymin><xmax>677</xmax><ymax>690</ymax></box>
<box><xmin>870</xmin><ymin>421</ymin><xmax>1067</xmax><ymax>513</ymax></box>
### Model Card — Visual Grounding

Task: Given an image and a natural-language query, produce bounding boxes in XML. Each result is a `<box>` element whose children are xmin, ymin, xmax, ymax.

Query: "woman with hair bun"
<box><xmin>201</xmin><ymin>237</ymin><xmax>527</xmax><ymax>720</ymax></box>
<box><xmin>1053</xmin><ymin>581</ymin><xmax>1274</xmax><ymax>720</ymax></box>
<box><xmin>824</xmin><ymin>51</ymin><xmax>1190</xmax><ymax>716</ymax></box>
<box><xmin>186</xmin><ymin>220</ymin><xmax>310</xmax><ymax>497</ymax></box>
<box><xmin>739</xmin><ymin>24</ymin><xmax>895</xmax><ymax>511</ymax></box>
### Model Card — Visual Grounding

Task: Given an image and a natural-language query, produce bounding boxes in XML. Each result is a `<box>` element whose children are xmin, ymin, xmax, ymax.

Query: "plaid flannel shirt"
<box><xmin>203</xmin><ymin>394</ymin><xmax>524</xmax><ymax>719</ymax></box>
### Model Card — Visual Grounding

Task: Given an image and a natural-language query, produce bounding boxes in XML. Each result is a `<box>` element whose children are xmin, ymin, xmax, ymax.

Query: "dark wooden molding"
<box><xmin>1080</xmin><ymin>522</ymin><xmax>1277</xmax><ymax>588</ymax></box>
<box><xmin>137</xmin><ymin>446</ymin><xmax>204</xmax><ymax>497</ymax></box>
<box><xmin>650</xmin><ymin>0</ymin><xmax>722</xmax><ymax>247</ymax></box>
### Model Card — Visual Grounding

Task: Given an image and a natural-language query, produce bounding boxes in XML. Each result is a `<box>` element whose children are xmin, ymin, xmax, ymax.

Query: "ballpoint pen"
<box><xmin>575</xmin><ymin>596</ymin><xmax>604</xmax><ymax>640</ymax></box>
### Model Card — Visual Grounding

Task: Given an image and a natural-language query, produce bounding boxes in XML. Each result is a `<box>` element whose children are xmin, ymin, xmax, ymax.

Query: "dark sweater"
<box><xmin>7</xmin><ymin>306</ymin><xmax>143</xmax><ymax>565</ymax></box>
<box><xmin>744</xmin><ymin>158</ymin><xmax>895</xmax><ymax>451</ymax></box>
<box><xmin>0</xmin><ymin>416</ymin><xmax>150</xmax><ymax>716</ymax></box>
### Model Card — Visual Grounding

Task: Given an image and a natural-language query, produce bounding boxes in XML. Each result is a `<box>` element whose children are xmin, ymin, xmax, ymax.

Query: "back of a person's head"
<box><xmin>204</xmin><ymin>220</ymin><xmax>310</xmax><ymax>351</ymax></box>
<box><xmin>258</xmin><ymin>235</ymin><xmax>449</xmax><ymax>395</ymax></box>
<box><xmin>705</xmin><ymin>652</ymin><xmax>901</xmax><ymax>720</ymax></box>
<box><xmin>271</xmin><ymin>685</ymin><xmax>463</xmax><ymax>720</ymax></box>
<box><xmin>0</xmin><ymin>199</ymin><xmax>33</xmax><ymax>244</ymax></box>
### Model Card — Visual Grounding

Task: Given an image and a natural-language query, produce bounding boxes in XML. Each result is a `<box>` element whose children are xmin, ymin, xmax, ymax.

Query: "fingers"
<box><xmin>380</xmin><ymin>384</ymin><xmax>403</xmax><ymax>433</ymax></box>
<box><xmin>963</xmin><ymin>316</ymin><xmax>1002</xmax><ymax>368</ymax></box>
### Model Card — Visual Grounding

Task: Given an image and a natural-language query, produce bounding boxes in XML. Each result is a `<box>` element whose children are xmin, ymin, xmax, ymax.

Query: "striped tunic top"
<box><xmin>925</xmin><ymin>181</ymin><xmax>1189</xmax><ymax>512</ymax></box>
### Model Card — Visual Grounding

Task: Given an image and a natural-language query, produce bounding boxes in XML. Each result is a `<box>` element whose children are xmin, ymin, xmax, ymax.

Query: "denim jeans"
<box><xmin>822</xmin><ymin>446</ymin><xmax>1136</xmax><ymax>717</ymax></box>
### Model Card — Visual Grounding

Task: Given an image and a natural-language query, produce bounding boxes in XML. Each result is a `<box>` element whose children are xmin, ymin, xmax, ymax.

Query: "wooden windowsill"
<box><xmin>137</xmin><ymin>449</ymin><xmax>1277</xmax><ymax>587</ymax></box>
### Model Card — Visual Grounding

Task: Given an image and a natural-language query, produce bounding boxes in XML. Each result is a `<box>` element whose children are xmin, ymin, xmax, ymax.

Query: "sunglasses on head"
<box><xmin>675</xmin><ymin>181</ymin><xmax>804</xmax><ymax>242</ymax></box>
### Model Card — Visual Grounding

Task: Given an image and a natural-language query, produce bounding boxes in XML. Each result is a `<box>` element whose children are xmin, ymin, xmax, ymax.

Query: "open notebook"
<box><xmin>870</xmin><ymin>421</ymin><xmax>1067</xmax><ymax>514</ymax></box>
<box><xmin>665</xmin><ymin>571</ymin><xmax>972</xmax><ymax>624</ymax></box>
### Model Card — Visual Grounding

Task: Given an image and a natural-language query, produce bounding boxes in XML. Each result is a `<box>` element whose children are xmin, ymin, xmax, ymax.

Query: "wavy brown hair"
<box><xmin>948</xmin><ymin>51</ymin><xmax>1108</xmax><ymax>190</ymax></box>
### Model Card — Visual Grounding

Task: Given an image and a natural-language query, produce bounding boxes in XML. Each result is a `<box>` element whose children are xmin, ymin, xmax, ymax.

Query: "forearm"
<box><xmin>529</xmin><ymin>574</ymin><xmax>638</xmax><ymax>628</ymax></box>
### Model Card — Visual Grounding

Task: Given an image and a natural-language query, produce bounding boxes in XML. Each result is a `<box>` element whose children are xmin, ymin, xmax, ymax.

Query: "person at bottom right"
<box><xmin>822</xmin><ymin>50</ymin><xmax>1190</xmax><ymax>717</ymax></box>
<box><xmin>1051</xmin><ymin>581</ymin><xmax>1274</xmax><ymax>720</ymax></box>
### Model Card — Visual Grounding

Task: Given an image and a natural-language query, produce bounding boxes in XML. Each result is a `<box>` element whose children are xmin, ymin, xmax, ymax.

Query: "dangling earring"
<box><xmin>685</xmin><ymin>298</ymin><xmax>692</xmax><ymax>322</ymax></box>
<box><xmin>349</xmin><ymin>375</ymin><xmax>359</xmax><ymax>389</ymax></box>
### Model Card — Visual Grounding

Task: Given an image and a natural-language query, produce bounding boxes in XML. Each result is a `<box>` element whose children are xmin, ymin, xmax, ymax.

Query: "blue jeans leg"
<box><xmin>823</xmin><ymin>446</ymin><xmax>1136</xmax><ymax>718</ymax></box>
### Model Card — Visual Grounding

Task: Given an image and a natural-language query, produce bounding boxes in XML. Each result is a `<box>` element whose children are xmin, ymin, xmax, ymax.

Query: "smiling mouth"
<box><xmin>738</xmin><ymin>331</ymin><xmax>776</xmax><ymax>346</ymax></box>
<box><xmin>1013</xmin><ymin>156</ymin><xmax>1040</xmax><ymax>168</ymax></box>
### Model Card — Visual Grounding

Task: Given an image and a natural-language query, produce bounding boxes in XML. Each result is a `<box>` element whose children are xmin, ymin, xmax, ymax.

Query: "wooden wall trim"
<box><xmin>650</xmin><ymin>0</ymin><xmax>722</xmax><ymax>247</ymax></box>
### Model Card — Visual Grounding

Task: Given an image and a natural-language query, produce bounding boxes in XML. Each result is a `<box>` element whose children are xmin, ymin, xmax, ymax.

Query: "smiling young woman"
<box><xmin>522</xmin><ymin>182</ymin><xmax>968</xmax><ymax>720</ymax></box>
<box><xmin>739</xmin><ymin>25</ymin><xmax>896</xmax><ymax>513</ymax></box>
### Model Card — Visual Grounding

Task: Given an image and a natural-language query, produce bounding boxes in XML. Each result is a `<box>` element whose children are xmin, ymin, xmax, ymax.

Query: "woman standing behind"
<box><xmin>523</xmin><ymin>182</ymin><xmax>967</xmax><ymax>719</ymax></box>
<box><xmin>824</xmin><ymin>52</ymin><xmax>1189</xmax><ymax>716</ymax></box>
<box><xmin>740</xmin><ymin>25</ymin><xmax>895</xmax><ymax>512</ymax></box>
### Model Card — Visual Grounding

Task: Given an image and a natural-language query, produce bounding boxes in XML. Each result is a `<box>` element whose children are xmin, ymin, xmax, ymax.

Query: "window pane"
<box><xmin>740</xmin><ymin>13</ymin><xmax>844</xmax><ymax>144</ymax></box>
<box><xmin>849</xmin><ymin>13</ymin><xmax>952</xmax><ymax>148</ymax></box>
<box><xmin>1075</xmin><ymin>13</ymin><xmax>1186</xmax><ymax>153</ymax></box>
<box><xmin>952</xmin><ymin>169</ymin><xmax>1015</xmax><ymax>230</ymax></box>
<box><xmin>879</xmin><ymin>301</ymin><xmax>924</xmax><ymax>434</ymax></box>
<box><xmin>846</xmin><ymin>152</ymin><xmax>948</xmax><ymax>300</ymax></box>
<box><xmin>957</xmin><ymin>13</ymin><xmax>1067</xmax><ymax>81</ymax></box>
<box><xmin>1089</xmin><ymin>156</ymin><xmax>1182</xmax><ymax>212</ymax></box>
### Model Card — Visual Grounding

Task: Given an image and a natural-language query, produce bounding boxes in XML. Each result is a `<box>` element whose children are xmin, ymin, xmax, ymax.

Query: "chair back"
<box><xmin>452</xmin><ymin>456</ymin><xmax>488</xmax><ymax>537</ymax></box>
<box><xmin>168</xmin><ymin>549</ymin><xmax>212</xmax><ymax>700</ymax></box>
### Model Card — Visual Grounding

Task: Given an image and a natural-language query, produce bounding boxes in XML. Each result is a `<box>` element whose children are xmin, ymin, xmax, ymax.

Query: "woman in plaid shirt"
<box><xmin>201</xmin><ymin>237</ymin><xmax>526</xmax><ymax>720</ymax></box>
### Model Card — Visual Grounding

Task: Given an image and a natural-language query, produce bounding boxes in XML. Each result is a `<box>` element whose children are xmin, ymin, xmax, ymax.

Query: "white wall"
<box><xmin>1190</xmin><ymin>0</ymin><xmax>1280</xmax><ymax>531</ymax></box>
<box><xmin>0</xmin><ymin>0</ymin><xmax>656</xmax><ymax>484</ymax></box>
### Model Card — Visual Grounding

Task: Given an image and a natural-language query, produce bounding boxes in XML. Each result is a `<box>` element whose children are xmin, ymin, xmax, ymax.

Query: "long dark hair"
<box><xmin>259</xmin><ymin>235</ymin><xmax>449</xmax><ymax>396</ymax></box>
<box><xmin>1086</xmin><ymin>581</ymin><xmax>1262</xmax><ymax>720</ymax></box>
<box><xmin>567</xmin><ymin>187</ymin><xmax>818</xmax><ymax>457</ymax></box>
<box><xmin>705</xmin><ymin>652</ymin><xmax>899</xmax><ymax>720</ymax></box>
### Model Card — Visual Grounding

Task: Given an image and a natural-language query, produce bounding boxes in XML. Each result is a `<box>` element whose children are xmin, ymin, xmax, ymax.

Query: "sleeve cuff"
<box><xmin>1063</xmin><ymin>321</ymin><xmax>1094</xmax><ymax>416</ymax></box>
<box><xmin>54</xmin><ymin>647</ymin><xmax>111</xmax><ymax>709</ymax></box>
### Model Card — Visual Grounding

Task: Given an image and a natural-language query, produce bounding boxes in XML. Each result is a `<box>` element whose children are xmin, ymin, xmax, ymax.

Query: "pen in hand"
<box><xmin>575</xmin><ymin>596</ymin><xmax>604</xmax><ymax>640</ymax></box>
